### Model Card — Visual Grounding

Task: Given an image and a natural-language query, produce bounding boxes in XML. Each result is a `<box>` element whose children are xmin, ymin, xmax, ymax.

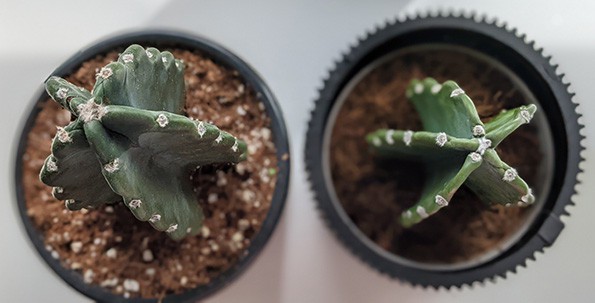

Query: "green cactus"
<box><xmin>40</xmin><ymin>45</ymin><xmax>247</xmax><ymax>240</ymax></box>
<box><xmin>366</xmin><ymin>78</ymin><xmax>536</xmax><ymax>228</ymax></box>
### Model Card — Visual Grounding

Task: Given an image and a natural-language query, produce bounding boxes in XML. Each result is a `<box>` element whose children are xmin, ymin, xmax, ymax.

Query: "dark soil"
<box><xmin>329</xmin><ymin>48</ymin><xmax>542</xmax><ymax>264</ymax></box>
<box><xmin>22</xmin><ymin>48</ymin><xmax>278</xmax><ymax>299</ymax></box>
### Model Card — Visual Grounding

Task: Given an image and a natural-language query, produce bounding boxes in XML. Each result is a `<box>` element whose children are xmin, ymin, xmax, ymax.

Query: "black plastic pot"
<box><xmin>305</xmin><ymin>14</ymin><xmax>583</xmax><ymax>287</ymax></box>
<box><xmin>13</xmin><ymin>30</ymin><xmax>290</xmax><ymax>302</ymax></box>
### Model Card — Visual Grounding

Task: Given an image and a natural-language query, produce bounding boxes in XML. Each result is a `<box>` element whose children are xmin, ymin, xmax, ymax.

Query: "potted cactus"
<box><xmin>15</xmin><ymin>32</ymin><xmax>289</xmax><ymax>302</ymax></box>
<box><xmin>41</xmin><ymin>45</ymin><xmax>247</xmax><ymax>240</ymax></box>
<box><xmin>305</xmin><ymin>14</ymin><xmax>583</xmax><ymax>287</ymax></box>
<box><xmin>366</xmin><ymin>77</ymin><xmax>536</xmax><ymax>227</ymax></box>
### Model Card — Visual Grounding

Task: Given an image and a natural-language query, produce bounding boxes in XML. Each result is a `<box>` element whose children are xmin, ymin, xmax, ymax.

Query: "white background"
<box><xmin>1</xmin><ymin>1</ymin><xmax>593</xmax><ymax>302</ymax></box>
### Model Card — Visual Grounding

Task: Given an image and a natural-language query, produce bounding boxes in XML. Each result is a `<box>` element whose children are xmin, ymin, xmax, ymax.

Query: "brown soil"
<box><xmin>330</xmin><ymin>48</ymin><xmax>542</xmax><ymax>264</ymax></box>
<box><xmin>22</xmin><ymin>48</ymin><xmax>279</xmax><ymax>299</ymax></box>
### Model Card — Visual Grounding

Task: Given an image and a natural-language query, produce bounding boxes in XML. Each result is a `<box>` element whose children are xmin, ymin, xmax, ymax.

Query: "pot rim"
<box><xmin>13</xmin><ymin>29</ymin><xmax>291</xmax><ymax>303</ymax></box>
<box><xmin>305</xmin><ymin>13</ymin><xmax>584</xmax><ymax>288</ymax></box>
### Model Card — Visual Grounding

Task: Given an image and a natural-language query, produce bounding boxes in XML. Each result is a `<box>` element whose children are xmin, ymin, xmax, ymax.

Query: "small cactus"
<box><xmin>366</xmin><ymin>78</ymin><xmax>536</xmax><ymax>227</ymax></box>
<box><xmin>40</xmin><ymin>45</ymin><xmax>247</xmax><ymax>240</ymax></box>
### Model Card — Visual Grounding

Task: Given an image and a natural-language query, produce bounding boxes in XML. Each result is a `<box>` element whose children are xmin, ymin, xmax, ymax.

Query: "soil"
<box><xmin>329</xmin><ymin>48</ymin><xmax>542</xmax><ymax>264</ymax></box>
<box><xmin>22</xmin><ymin>48</ymin><xmax>279</xmax><ymax>299</ymax></box>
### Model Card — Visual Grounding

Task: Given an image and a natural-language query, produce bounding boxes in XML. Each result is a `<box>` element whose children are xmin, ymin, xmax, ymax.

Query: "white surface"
<box><xmin>1</xmin><ymin>1</ymin><xmax>593</xmax><ymax>302</ymax></box>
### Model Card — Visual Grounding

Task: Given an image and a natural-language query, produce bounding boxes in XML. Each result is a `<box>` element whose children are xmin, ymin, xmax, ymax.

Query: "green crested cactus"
<box><xmin>40</xmin><ymin>45</ymin><xmax>247</xmax><ymax>240</ymax></box>
<box><xmin>366</xmin><ymin>78</ymin><xmax>536</xmax><ymax>228</ymax></box>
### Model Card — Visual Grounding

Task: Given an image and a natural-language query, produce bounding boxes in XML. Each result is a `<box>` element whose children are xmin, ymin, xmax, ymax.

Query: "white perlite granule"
<box><xmin>201</xmin><ymin>226</ymin><xmax>210</xmax><ymax>238</ymax></box>
<box><xmin>142</xmin><ymin>249</ymin><xmax>154</xmax><ymax>262</ymax></box>
<box><xmin>84</xmin><ymin>269</ymin><xmax>95</xmax><ymax>284</ymax></box>
<box><xmin>106</xmin><ymin>248</ymin><xmax>117</xmax><ymax>259</ymax></box>
<box><xmin>70</xmin><ymin>241</ymin><xmax>83</xmax><ymax>253</ymax></box>
<box><xmin>123</xmin><ymin>279</ymin><xmax>140</xmax><ymax>292</ymax></box>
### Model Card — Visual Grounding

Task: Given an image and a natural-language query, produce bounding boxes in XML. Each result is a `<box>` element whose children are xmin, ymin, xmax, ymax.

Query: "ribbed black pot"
<box><xmin>13</xmin><ymin>30</ymin><xmax>290</xmax><ymax>302</ymax></box>
<box><xmin>305</xmin><ymin>14</ymin><xmax>583</xmax><ymax>288</ymax></box>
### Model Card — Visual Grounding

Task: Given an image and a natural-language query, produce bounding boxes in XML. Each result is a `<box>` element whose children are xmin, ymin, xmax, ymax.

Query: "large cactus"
<box><xmin>366</xmin><ymin>78</ymin><xmax>536</xmax><ymax>227</ymax></box>
<box><xmin>40</xmin><ymin>45</ymin><xmax>247</xmax><ymax>240</ymax></box>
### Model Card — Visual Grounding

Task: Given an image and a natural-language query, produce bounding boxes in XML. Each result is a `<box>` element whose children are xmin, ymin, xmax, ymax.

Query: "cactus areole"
<box><xmin>40</xmin><ymin>45</ymin><xmax>248</xmax><ymax>240</ymax></box>
<box><xmin>367</xmin><ymin>78</ymin><xmax>536</xmax><ymax>227</ymax></box>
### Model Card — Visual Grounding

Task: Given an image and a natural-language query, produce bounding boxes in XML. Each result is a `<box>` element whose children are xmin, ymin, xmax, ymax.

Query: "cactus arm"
<box><xmin>399</xmin><ymin>152</ymin><xmax>484</xmax><ymax>227</ymax></box>
<box><xmin>367</xmin><ymin>129</ymin><xmax>479</xmax><ymax>160</ymax></box>
<box><xmin>92</xmin><ymin>45</ymin><xmax>185</xmax><ymax>114</ymax></box>
<box><xmin>39</xmin><ymin>121</ymin><xmax>122</xmax><ymax>210</ymax></box>
<box><xmin>407</xmin><ymin>78</ymin><xmax>484</xmax><ymax>138</ymax></box>
<box><xmin>466</xmin><ymin>149</ymin><xmax>535</xmax><ymax>206</ymax></box>
<box><xmin>99</xmin><ymin>105</ymin><xmax>247</xmax><ymax>165</ymax></box>
<box><xmin>484</xmin><ymin>104</ymin><xmax>537</xmax><ymax>147</ymax></box>
<box><xmin>45</xmin><ymin>76</ymin><xmax>92</xmax><ymax>113</ymax></box>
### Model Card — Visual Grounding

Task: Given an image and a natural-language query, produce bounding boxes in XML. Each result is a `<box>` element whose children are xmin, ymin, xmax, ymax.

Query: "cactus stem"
<box><xmin>476</xmin><ymin>137</ymin><xmax>492</xmax><ymax>155</ymax></box>
<box><xmin>414</xmin><ymin>83</ymin><xmax>424</xmax><ymax>94</ymax></box>
<box><xmin>149</xmin><ymin>214</ymin><xmax>161</xmax><ymax>223</ymax></box>
<box><xmin>368</xmin><ymin>78</ymin><xmax>537</xmax><ymax>228</ymax></box>
<box><xmin>166</xmin><ymin>224</ymin><xmax>178</xmax><ymax>233</ymax></box>
<box><xmin>450</xmin><ymin>88</ymin><xmax>465</xmax><ymax>97</ymax></box>
<box><xmin>56</xmin><ymin>87</ymin><xmax>68</xmax><ymax>100</ymax></box>
<box><xmin>502</xmin><ymin>168</ymin><xmax>518</xmax><ymax>182</ymax></box>
<box><xmin>55</xmin><ymin>126</ymin><xmax>72</xmax><ymax>143</ymax></box>
<box><xmin>403</xmin><ymin>130</ymin><xmax>413</xmax><ymax>146</ymax></box>
<box><xmin>41</xmin><ymin>45</ymin><xmax>250</xmax><ymax>240</ymax></box>
<box><xmin>435</xmin><ymin>195</ymin><xmax>449</xmax><ymax>207</ymax></box>
<box><xmin>472</xmin><ymin>125</ymin><xmax>485</xmax><ymax>136</ymax></box>
<box><xmin>416</xmin><ymin>206</ymin><xmax>429</xmax><ymax>219</ymax></box>
<box><xmin>46</xmin><ymin>157</ymin><xmax>58</xmax><ymax>172</ymax></box>
<box><xmin>197</xmin><ymin>121</ymin><xmax>206</xmax><ymax>137</ymax></box>
<box><xmin>385</xmin><ymin>129</ymin><xmax>395</xmax><ymax>144</ymax></box>
<box><xmin>77</xmin><ymin>98</ymin><xmax>107</xmax><ymax>122</ymax></box>
<box><xmin>128</xmin><ymin>199</ymin><xmax>142</xmax><ymax>209</ymax></box>
<box><xmin>122</xmin><ymin>53</ymin><xmax>134</xmax><ymax>63</ymax></box>
<box><xmin>96</xmin><ymin>67</ymin><xmax>113</xmax><ymax>80</ymax></box>
<box><xmin>156</xmin><ymin>114</ymin><xmax>169</xmax><ymax>127</ymax></box>
<box><xmin>104</xmin><ymin>158</ymin><xmax>120</xmax><ymax>173</ymax></box>
<box><xmin>435</xmin><ymin>132</ymin><xmax>448</xmax><ymax>147</ymax></box>
<box><xmin>469</xmin><ymin>152</ymin><xmax>482</xmax><ymax>163</ymax></box>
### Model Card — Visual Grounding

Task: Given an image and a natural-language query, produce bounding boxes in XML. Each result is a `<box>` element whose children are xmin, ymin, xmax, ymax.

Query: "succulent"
<box><xmin>40</xmin><ymin>45</ymin><xmax>247</xmax><ymax>240</ymax></box>
<box><xmin>366</xmin><ymin>78</ymin><xmax>536</xmax><ymax>227</ymax></box>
